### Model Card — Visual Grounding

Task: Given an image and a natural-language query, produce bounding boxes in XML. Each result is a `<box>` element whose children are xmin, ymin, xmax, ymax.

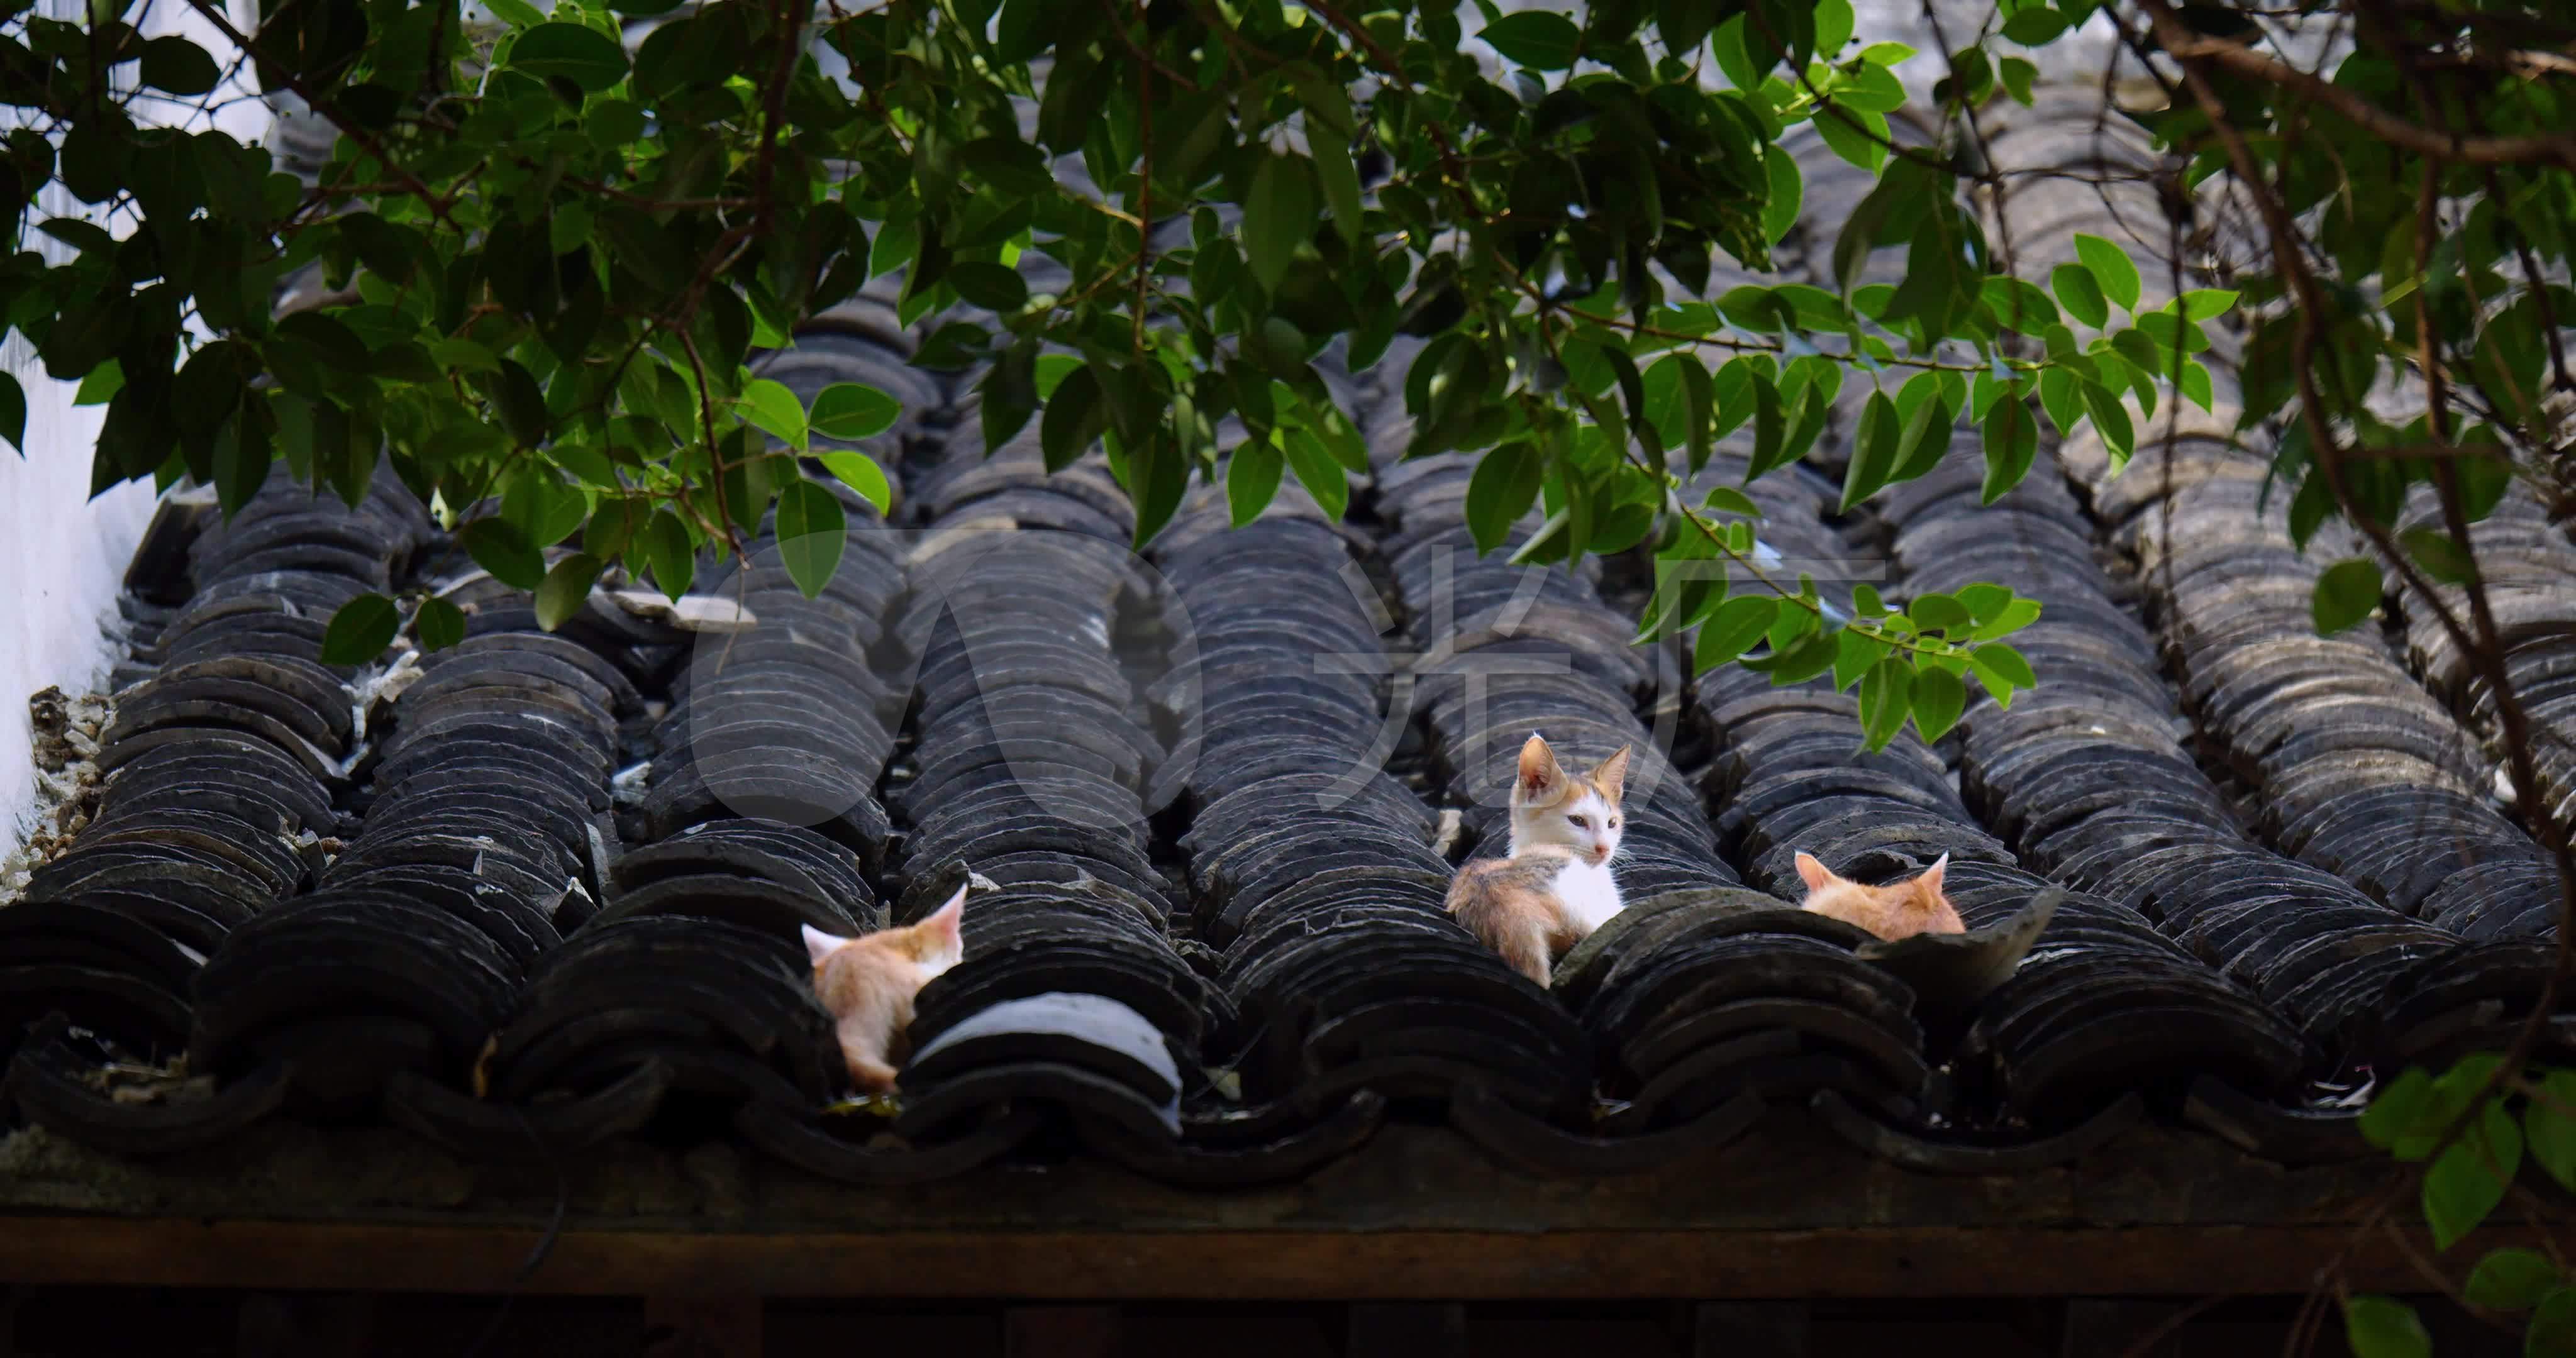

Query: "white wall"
<box><xmin>0</xmin><ymin>0</ymin><xmax>272</xmax><ymax>839</ymax></box>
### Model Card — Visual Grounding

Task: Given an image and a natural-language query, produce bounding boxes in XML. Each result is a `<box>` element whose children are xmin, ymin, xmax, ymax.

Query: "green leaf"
<box><xmin>1228</xmin><ymin>438</ymin><xmax>1284</xmax><ymax>526</ymax></box>
<box><xmin>811</xmin><ymin>382</ymin><xmax>902</xmax><ymax>442</ymax></box>
<box><xmin>2340</xmin><ymin>1296</ymin><xmax>2428</xmax><ymax>1358</ymax></box>
<box><xmin>1981</xmin><ymin>399</ymin><xmax>2037</xmax><ymax>504</ymax></box>
<box><xmin>2073</xmin><ymin>233</ymin><xmax>2142</xmax><ymax>312</ymax></box>
<box><xmin>2051</xmin><ymin>264</ymin><xmax>2109</xmax><ymax>329</ymax></box>
<box><xmin>1679</xmin><ymin>358</ymin><xmax>1718</xmax><ymax>473</ymax></box>
<box><xmin>460</xmin><ymin>518</ymin><xmax>547</xmax><ymax>591</ymax></box>
<box><xmin>774</xmin><ymin>480</ymin><xmax>847</xmax><ymax>599</ymax></box>
<box><xmin>1127</xmin><ymin>430</ymin><xmax>1191</xmax><ymax>548</ymax></box>
<box><xmin>480</xmin><ymin>360</ymin><xmax>553</xmax><ymax>448</ymax></box>
<box><xmin>1711</xmin><ymin>15</ymin><xmax>1758</xmax><ymax>90</ymax></box>
<box><xmin>1814</xmin><ymin>104</ymin><xmax>1888</xmax><ymax>172</ymax></box>
<box><xmin>2401</xmin><ymin>527</ymin><xmax>2477</xmax><ymax>586</ymax></box>
<box><xmin>1972</xmin><ymin>597</ymin><xmax>2042</xmax><ymax>641</ymax></box>
<box><xmin>1040</xmin><ymin>365</ymin><xmax>1108</xmax><ymax>472</ymax></box>
<box><xmin>1880</xmin><ymin>206</ymin><xmax>1972</xmax><ymax>340</ymax></box>
<box><xmin>1748</xmin><ymin>376</ymin><xmax>1787</xmax><ymax>479</ymax></box>
<box><xmin>1843</xmin><ymin>390</ymin><xmax>1899</xmax><ymax>511</ymax></box>
<box><xmin>2111</xmin><ymin>328</ymin><xmax>2171</xmax><ymax>382</ymax></box>
<box><xmin>1479</xmin><ymin>11</ymin><xmax>1582</xmax><ymax>69</ymax></box>
<box><xmin>509</xmin><ymin>22</ymin><xmax>630</xmax><ymax>91</ymax></box>
<box><xmin>1997</xmin><ymin>55</ymin><xmax>2038</xmax><ymax>105</ymax></box>
<box><xmin>1696</xmin><ymin>595</ymin><xmax>1779</xmax><ymax>673</ymax></box>
<box><xmin>531</xmin><ymin>553</ymin><xmax>603</xmax><ymax>632</ymax></box>
<box><xmin>641</xmin><ymin>510</ymin><xmax>695</xmax><ymax>602</ymax></box>
<box><xmin>2425</xmin><ymin>1100</ymin><xmax>2521</xmax><ymax>1250</ymax></box>
<box><xmin>2036</xmin><ymin>367</ymin><xmax>2081</xmax><ymax>438</ymax></box>
<box><xmin>2081</xmin><ymin>381</ymin><xmax>2135</xmax><ymax>472</ymax></box>
<box><xmin>1858</xmin><ymin>658</ymin><xmax>1913</xmax><ymax>750</ymax></box>
<box><xmin>2529</xmin><ymin>1071</ymin><xmax>2576</xmax><ymax>1191</ymax></box>
<box><xmin>2180</xmin><ymin>289</ymin><xmax>2239</xmax><ymax>321</ymax></box>
<box><xmin>1963</xmin><ymin>644</ymin><xmax>2028</xmax><ymax>706</ymax></box>
<box><xmin>414</xmin><ymin>597</ymin><xmax>466</xmax><ymax>652</ymax></box>
<box><xmin>2467</xmin><ymin>1249</ymin><xmax>2561</xmax><ymax>1311</ymax></box>
<box><xmin>1980</xmin><ymin>277</ymin><xmax>2059</xmax><ymax>333</ymax></box>
<box><xmin>992</xmin><ymin>0</ymin><xmax>1058</xmax><ymax>63</ymax></box>
<box><xmin>947</xmin><ymin>261</ymin><xmax>1030</xmax><ymax>313</ymax></box>
<box><xmin>2534</xmin><ymin>1289</ymin><xmax>2576</xmax><ymax>1358</ymax></box>
<box><xmin>139</xmin><ymin>36</ymin><xmax>221</xmax><ymax>95</ymax></box>
<box><xmin>1244</xmin><ymin>155</ymin><xmax>1315</xmax><ymax>294</ymax></box>
<box><xmin>1280</xmin><ymin>426</ymin><xmax>1348</xmax><ymax>522</ymax></box>
<box><xmin>1890</xmin><ymin>394</ymin><xmax>1953</xmax><ymax>485</ymax></box>
<box><xmin>1467</xmin><ymin>439</ymin><xmax>1545</xmax><ymax>555</ymax></box>
<box><xmin>817</xmin><ymin>451</ymin><xmax>891</xmax><ymax>516</ymax></box>
<box><xmin>1908</xmin><ymin>593</ymin><xmax>1973</xmax><ymax>632</ymax></box>
<box><xmin>1911</xmin><ymin>665</ymin><xmax>1967</xmax><ymax>742</ymax></box>
<box><xmin>1313</xmin><ymin>128</ymin><xmax>1365</xmax><ymax>246</ymax></box>
<box><xmin>1831</xmin><ymin>64</ymin><xmax>1907</xmax><ymax>114</ymax></box>
<box><xmin>1761</xmin><ymin>145</ymin><xmax>1802</xmax><ymax>247</ymax></box>
<box><xmin>211</xmin><ymin>417</ymin><xmax>271</xmax><ymax>516</ymax></box>
<box><xmin>739</xmin><ymin>378</ymin><xmax>808</xmax><ymax>452</ymax></box>
<box><xmin>594</xmin><ymin>206</ymin><xmax>692</xmax><ymax>299</ymax></box>
<box><xmin>2000</xmin><ymin>7</ymin><xmax>2067</xmax><ymax>43</ymax></box>
<box><xmin>0</xmin><ymin>373</ymin><xmax>21</xmax><ymax>455</ymax></box>
<box><xmin>2178</xmin><ymin>360</ymin><xmax>2214</xmax><ymax>412</ymax></box>
<box><xmin>1814</xmin><ymin>0</ymin><xmax>1853</xmax><ymax>53</ymax></box>
<box><xmin>2312</xmin><ymin>558</ymin><xmax>2384</xmax><ymax>635</ymax></box>
<box><xmin>1704</xmin><ymin>486</ymin><xmax>1760</xmax><ymax>519</ymax></box>
<box><xmin>320</xmin><ymin>593</ymin><xmax>400</xmax><ymax>666</ymax></box>
<box><xmin>1765</xmin><ymin>627</ymin><xmax>1841</xmax><ymax>687</ymax></box>
<box><xmin>1969</xmin><ymin>641</ymin><xmax>2035</xmax><ymax>687</ymax></box>
<box><xmin>2362</xmin><ymin>1067</ymin><xmax>2439</xmax><ymax>1153</ymax></box>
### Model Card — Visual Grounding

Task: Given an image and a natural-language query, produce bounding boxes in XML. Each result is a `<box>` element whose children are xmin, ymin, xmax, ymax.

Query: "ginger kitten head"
<box><xmin>1794</xmin><ymin>853</ymin><xmax>1966</xmax><ymax>941</ymax></box>
<box><xmin>1507</xmin><ymin>733</ymin><xmax>1631</xmax><ymax>866</ymax></box>
<box><xmin>801</xmin><ymin>886</ymin><xmax>968</xmax><ymax>976</ymax></box>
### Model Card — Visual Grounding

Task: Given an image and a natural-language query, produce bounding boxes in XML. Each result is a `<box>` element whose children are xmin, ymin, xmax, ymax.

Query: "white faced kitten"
<box><xmin>1443</xmin><ymin>733</ymin><xmax>1631</xmax><ymax>987</ymax></box>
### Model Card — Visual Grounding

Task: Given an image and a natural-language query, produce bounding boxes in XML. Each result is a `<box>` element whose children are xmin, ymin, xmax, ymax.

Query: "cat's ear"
<box><xmin>1517</xmin><ymin>733</ymin><xmax>1568</xmax><ymax>802</ymax></box>
<box><xmin>1917</xmin><ymin>854</ymin><xmax>1949</xmax><ymax>897</ymax></box>
<box><xmin>1794</xmin><ymin>852</ymin><xmax>1835</xmax><ymax>893</ymax></box>
<box><xmin>1591</xmin><ymin>745</ymin><xmax>1632</xmax><ymax>806</ymax></box>
<box><xmin>923</xmin><ymin>883</ymin><xmax>968</xmax><ymax>949</ymax></box>
<box><xmin>801</xmin><ymin>923</ymin><xmax>848</xmax><ymax>966</ymax></box>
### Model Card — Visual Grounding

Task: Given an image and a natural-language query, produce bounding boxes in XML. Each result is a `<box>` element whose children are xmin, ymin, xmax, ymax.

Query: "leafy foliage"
<box><xmin>2</xmin><ymin>0</ymin><xmax>2249</xmax><ymax>752</ymax></box>
<box><xmin>2343</xmin><ymin>1294</ymin><xmax>2433</xmax><ymax>1358</ymax></box>
<box><xmin>2353</xmin><ymin>1054</ymin><xmax>2576</xmax><ymax>1352</ymax></box>
<box><xmin>2109</xmin><ymin>0</ymin><xmax>2576</xmax><ymax>654</ymax></box>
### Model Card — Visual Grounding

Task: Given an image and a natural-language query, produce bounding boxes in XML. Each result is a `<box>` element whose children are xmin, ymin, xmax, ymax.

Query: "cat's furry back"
<box><xmin>1445</xmin><ymin>734</ymin><xmax>1632</xmax><ymax>987</ymax></box>
<box><xmin>802</xmin><ymin>885</ymin><xmax>968</xmax><ymax>1091</ymax></box>
<box><xmin>1794</xmin><ymin>853</ymin><xmax>1965</xmax><ymax>941</ymax></box>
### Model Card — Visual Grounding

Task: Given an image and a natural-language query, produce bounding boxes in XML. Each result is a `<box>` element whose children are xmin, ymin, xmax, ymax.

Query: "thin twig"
<box><xmin>2151</xmin><ymin>19</ymin><xmax>2576</xmax><ymax>168</ymax></box>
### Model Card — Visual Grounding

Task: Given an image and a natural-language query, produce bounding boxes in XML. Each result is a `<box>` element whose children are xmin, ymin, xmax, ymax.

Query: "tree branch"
<box><xmin>2148</xmin><ymin>17</ymin><xmax>2576</xmax><ymax>168</ymax></box>
<box><xmin>173</xmin><ymin>0</ymin><xmax>461</xmax><ymax>231</ymax></box>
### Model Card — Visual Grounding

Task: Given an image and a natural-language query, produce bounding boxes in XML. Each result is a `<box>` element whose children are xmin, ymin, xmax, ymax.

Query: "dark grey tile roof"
<box><xmin>4</xmin><ymin>74</ymin><xmax>2568</xmax><ymax>1190</ymax></box>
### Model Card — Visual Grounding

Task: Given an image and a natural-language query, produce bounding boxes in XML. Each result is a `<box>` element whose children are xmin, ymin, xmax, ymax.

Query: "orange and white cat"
<box><xmin>801</xmin><ymin>884</ymin><xmax>968</xmax><ymax>1092</ymax></box>
<box><xmin>1794</xmin><ymin>853</ymin><xmax>1966</xmax><ymax>941</ymax></box>
<box><xmin>1445</xmin><ymin>734</ymin><xmax>1632</xmax><ymax>987</ymax></box>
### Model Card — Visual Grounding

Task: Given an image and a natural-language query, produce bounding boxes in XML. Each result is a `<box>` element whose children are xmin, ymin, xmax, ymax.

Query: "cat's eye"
<box><xmin>1607</xmin><ymin>818</ymin><xmax>1620</xmax><ymax>829</ymax></box>
<box><xmin>1568</xmin><ymin>815</ymin><xmax>1589</xmax><ymax>829</ymax></box>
